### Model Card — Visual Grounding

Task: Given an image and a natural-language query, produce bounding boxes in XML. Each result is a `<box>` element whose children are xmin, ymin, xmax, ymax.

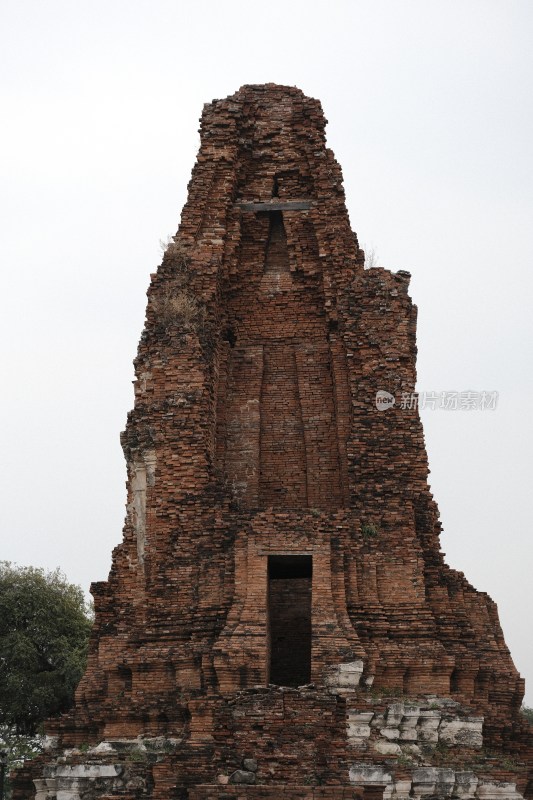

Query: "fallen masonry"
<box><xmin>15</xmin><ymin>83</ymin><xmax>532</xmax><ymax>799</ymax></box>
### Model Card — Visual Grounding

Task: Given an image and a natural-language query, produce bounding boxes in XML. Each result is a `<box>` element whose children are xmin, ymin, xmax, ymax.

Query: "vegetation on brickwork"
<box><xmin>153</xmin><ymin>237</ymin><xmax>206</xmax><ymax>330</ymax></box>
<box><xmin>395</xmin><ymin>752</ymin><xmax>415</xmax><ymax>768</ymax></box>
<box><xmin>154</xmin><ymin>288</ymin><xmax>204</xmax><ymax>328</ymax></box>
<box><xmin>367</xmin><ymin>685</ymin><xmax>402</xmax><ymax>699</ymax></box>
<box><xmin>159</xmin><ymin>236</ymin><xmax>191</xmax><ymax>272</ymax></box>
<box><xmin>127</xmin><ymin>746</ymin><xmax>148</xmax><ymax>762</ymax></box>
<box><xmin>521</xmin><ymin>705</ymin><xmax>533</xmax><ymax>724</ymax></box>
<box><xmin>433</xmin><ymin>740</ymin><xmax>454</xmax><ymax>764</ymax></box>
<box><xmin>466</xmin><ymin>749</ymin><xmax>523</xmax><ymax>774</ymax></box>
<box><xmin>303</xmin><ymin>772</ymin><xmax>325</xmax><ymax>786</ymax></box>
<box><xmin>361</xmin><ymin>521</ymin><xmax>380</xmax><ymax>539</ymax></box>
<box><xmin>363</xmin><ymin>244</ymin><xmax>380</xmax><ymax>269</ymax></box>
<box><xmin>499</xmin><ymin>756</ymin><xmax>522</xmax><ymax>773</ymax></box>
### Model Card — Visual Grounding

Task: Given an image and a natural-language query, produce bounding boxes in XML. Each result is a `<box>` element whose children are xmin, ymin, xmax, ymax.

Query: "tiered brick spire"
<box><xmin>21</xmin><ymin>84</ymin><xmax>531</xmax><ymax>800</ymax></box>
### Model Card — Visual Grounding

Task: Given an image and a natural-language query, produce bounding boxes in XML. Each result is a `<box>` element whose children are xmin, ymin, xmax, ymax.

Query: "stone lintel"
<box><xmin>240</xmin><ymin>200</ymin><xmax>313</xmax><ymax>212</ymax></box>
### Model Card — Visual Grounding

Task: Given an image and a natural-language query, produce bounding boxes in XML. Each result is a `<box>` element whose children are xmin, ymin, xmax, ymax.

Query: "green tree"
<box><xmin>0</xmin><ymin>562</ymin><xmax>92</xmax><ymax>735</ymax></box>
<box><xmin>0</xmin><ymin>725</ymin><xmax>43</xmax><ymax>800</ymax></box>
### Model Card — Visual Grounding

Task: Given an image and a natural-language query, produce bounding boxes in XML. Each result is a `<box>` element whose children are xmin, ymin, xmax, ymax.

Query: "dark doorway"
<box><xmin>268</xmin><ymin>555</ymin><xmax>312</xmax><ymax>686</ymax></box>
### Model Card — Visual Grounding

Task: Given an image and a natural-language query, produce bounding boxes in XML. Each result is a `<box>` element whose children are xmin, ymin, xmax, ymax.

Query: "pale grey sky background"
<box><xmin>1</xmin><ymin>0</ymin><xmax>532</xmax><ymax>703</ymax></box>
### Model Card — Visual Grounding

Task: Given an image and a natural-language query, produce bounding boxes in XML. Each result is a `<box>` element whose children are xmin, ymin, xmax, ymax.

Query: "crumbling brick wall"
<box><xmin>24</xmin><ymin>84</ymin><xmax>530</xmax><ymax>800</ymax></box>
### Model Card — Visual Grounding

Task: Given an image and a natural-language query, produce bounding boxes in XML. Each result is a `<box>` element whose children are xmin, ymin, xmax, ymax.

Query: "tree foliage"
<box><xmin>0</xmin><ymin>562</ymin><xmax>93</xmax><ymax>735</ymax></box>
<box><xmin>0</xmin><ymin>724</ymin><xmax>43</xmax><ymax>799</ymax></box>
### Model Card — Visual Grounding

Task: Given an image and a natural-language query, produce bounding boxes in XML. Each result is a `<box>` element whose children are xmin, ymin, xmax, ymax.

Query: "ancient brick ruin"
<box><xmin>21</xmin><ymin>84</ymin><xmax>532</xmax><ymax>799</ymax></box>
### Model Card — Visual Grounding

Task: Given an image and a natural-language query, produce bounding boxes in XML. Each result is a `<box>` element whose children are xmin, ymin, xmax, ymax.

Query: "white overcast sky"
<box><xmin>1</xmin><ymin>0</ymin><xmax>532</xmax><ymax>703</ymax></box>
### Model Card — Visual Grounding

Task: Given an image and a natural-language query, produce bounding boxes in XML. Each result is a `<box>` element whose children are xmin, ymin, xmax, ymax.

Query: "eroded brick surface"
<box><xmin>18</xmin><ymin>83</ymin><xmax>532</xmax><ymax>800</ymax></box>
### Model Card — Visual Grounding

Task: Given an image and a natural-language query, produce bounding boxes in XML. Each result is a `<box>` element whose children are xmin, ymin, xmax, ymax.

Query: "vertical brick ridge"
<box><xmin>259</xmin><ymin>343</ymin><xmax>307</xmax><ymax>508</ymax></box>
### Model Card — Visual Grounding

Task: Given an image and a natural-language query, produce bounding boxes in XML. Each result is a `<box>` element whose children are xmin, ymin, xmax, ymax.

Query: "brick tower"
<box><xmin>24</xmin><ymin>84</ymin><xmax>531</xmax><ymax>800</ymax></box>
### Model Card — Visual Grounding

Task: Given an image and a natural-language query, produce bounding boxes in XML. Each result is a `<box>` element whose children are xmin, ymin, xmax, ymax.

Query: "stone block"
<box><xmin>411</xmin><ymin>768</ymin><xmax>455</xmax><ymax>799</ymax></box>
<box><xmin>475</xmin><ymin>782</ymin><xmax>522</xmax><ymax>800</ymax></box>
<box><xmin>54</xmin><ymin>765</ymin><xmax>121</xmax><ymax>779</ymax></box>
<box><xmin>439</xmin><ymin>718</ymin><xmax>483</xmax><ymax>748</ymax></box>
<box><xmin>349</xmin><ymin>764</ymin><xmax>393</xmax><ymax>785</ymax></box>
<box><xmin>373</xmin><ymin>740</ymin><xmax>402</xmax><ymax>755</ymax></box>
<box><xmin>229</xmin><ymin>770</ymin><xmax>256</xmax><ymax>785</ymax></box>
<box><xmin>386</xmin><ymin>703</ymin><xmax>405</xmax><ymax>727</ymax></box>
<box><xmin>325</xmin><ymin>661</ymin><xmax>364</xmax><ymax>693</ymax></box>
<box><xmin>452</xmin><ymin>771</ymin><xmax>479</xmax><ymax>799</ymax></box>
<box><xmin>381</xmin><ymin>727</ymin><xmax>400</xmax><ymax>740</ymax></box>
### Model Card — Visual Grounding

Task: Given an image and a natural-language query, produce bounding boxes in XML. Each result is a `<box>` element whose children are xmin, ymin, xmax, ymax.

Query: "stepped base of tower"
<box><xmin>189</xmin><ymin>787</ymin><xmax>381</xmax><ymax>800</ymax></box>
<box><xmin>13</xmin><ymin>501</ymin><xmax>531</xmax><ymax>797</ymax></box>
<box><xmin>17</xmin><ymin>688</ymin><xmax>531</xmax><ymax>800</ymax></box>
